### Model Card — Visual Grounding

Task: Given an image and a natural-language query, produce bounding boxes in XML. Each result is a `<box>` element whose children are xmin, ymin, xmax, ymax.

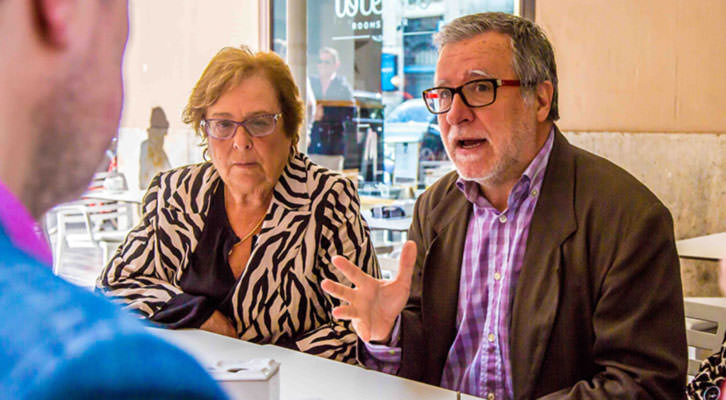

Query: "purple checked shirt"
<box><xmin>365</xmin><ymin>129</ymin><xmax>554</xmax><ymax>399</ymax></box>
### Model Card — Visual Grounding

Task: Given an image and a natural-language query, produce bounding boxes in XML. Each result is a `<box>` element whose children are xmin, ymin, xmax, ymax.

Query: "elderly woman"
<box><xmin>96</xmin><ymin>46</ymin><xmax>380</xmax><ymax>364</ymax></box>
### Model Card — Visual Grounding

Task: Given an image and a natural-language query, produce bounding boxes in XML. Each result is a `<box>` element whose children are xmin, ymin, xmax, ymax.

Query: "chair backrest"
<box><xmin>47</xmin><ymin>198</ymin><xmax>133</xmax><ymax>275</ymax></box>
<box><xmin>52</xmin><ymin>199</ymin><xmax>130</xmax><ymax>237</ymax></box>
<box><xmin>88</xmin><ymin>171</ymin><xmax>112</xmax><ymax>191</ymax></box>
<box><xmin>684</xmin><ymin>297</ymin><xmax>726</xmax><ymax>377</ymax></box>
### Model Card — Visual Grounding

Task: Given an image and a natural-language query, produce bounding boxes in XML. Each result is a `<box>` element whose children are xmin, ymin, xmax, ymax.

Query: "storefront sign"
<box><xmin>335</xmin><ymin>0</ymin><xmax>383</xmax><ymax>18</ymax></box>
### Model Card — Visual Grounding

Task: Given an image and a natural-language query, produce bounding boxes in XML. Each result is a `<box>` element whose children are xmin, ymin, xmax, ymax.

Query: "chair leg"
<box><xmin>52</xmin><ymin>212</ymin><xmax>65</xmax><ymax>276</ymax></box>
<box><xmin>101</xmin><ymin>242</ymin><xmax>110</xmax><ymax>267</ymax></box>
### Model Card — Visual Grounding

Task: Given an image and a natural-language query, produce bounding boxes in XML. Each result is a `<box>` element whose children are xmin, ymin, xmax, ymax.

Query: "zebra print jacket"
<box><xmin>96</xmin><ymin>153</ymin><xmax>380</xmax><ymax>364</ymax></box>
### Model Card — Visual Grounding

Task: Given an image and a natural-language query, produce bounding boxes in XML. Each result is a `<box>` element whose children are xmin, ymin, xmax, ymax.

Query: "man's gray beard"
<box><xmin>449</xmin><ymin>121</ymin><xmax>532</xmax><ymax>187</ymax></box>
<box><xmin>22</xmin><ymin>80</ymin><xmax>105</xmax><ymax>218</ymax></box>
<box><xmin>457</xmin><ymin>152</ymin><xmax>522</xmax><ymax>187</ymax></box>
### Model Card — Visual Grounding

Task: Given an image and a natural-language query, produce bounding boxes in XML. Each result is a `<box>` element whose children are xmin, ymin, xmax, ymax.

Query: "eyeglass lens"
<box><xmin>205</xmin><ymin>114</ymin><xmax>278</xmax><ymax>139</ymax></box>
<box><xmin>424</xmin><ymin>80</ymin><xmax>496</xmax><ymax>113</ymax></box>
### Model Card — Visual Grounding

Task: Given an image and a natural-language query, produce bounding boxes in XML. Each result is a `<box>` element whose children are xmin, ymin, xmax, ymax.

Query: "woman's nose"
<box><xmin>232</xmin><ymin>126</ymin><xmax>253</xmax><ymax>150</ymax></box>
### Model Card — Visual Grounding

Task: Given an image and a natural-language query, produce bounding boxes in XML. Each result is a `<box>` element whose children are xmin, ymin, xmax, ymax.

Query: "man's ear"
<box><xmin>34</xmin><ymin>0</ymin><xmax>74</xmax><ymax>47</ymax></box>
<box><xmin>534</xmin><ymin>80</ymin><xmax>554</xmax><ymax>123</ymax></box>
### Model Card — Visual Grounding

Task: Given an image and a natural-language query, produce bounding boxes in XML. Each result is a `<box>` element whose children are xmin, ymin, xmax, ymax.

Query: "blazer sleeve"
<box><xmin>95</xmin><ymin>174</ymin><xmax>184</xmax><ymax>318</ymax></box>
<box><xmin>397</xmin><ymin>192</ymin><xmax>427</xmax><ymax>379</ymax></box>
<box><xmin>295</xmin><ymin>177</ymin><xmax>381</xmax><ymax>364</ymax></box>
<box><xmin>540</xmin><ymin>201</ymin><xmax>687</xmax><ymax>399</ymax></box>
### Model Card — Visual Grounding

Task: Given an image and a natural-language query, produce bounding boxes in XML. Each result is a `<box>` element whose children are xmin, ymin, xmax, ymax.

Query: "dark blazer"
<box><xmin>310</xmin><ymin>74</ymin><xmax>354</xmax><ymax>102</ymax></box>
<box><xmin>309</xmin><ymin>75</ymin><xmax>355</xmax><ymax>156</ymax></box>
<box><xmin>399</xmin><ymin>127</ymin><xmax>686</xmax><ymax>399</ymax></box>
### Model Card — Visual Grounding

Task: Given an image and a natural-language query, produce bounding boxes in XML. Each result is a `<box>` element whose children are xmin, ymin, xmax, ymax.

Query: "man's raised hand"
<box><xmin>321</xmin><ymin>240</ymin><xmax>417</xmax><ymax>343</ymax></box>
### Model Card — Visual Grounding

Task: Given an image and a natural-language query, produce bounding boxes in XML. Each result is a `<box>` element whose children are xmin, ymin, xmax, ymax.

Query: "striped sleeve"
<box><xmin>95</xmin><ymin>174</ymin><xmax>183</xmax><ymax>318</ymax></box>
<box><xmin>295</xmin><ymin>175</ymin><xmax>381</xmax><ymax>364</ymax></box>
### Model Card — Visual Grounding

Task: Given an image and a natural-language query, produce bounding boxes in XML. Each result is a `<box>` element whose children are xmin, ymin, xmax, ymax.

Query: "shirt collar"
<box><xmin>456</xmin><ymin>127</ymin><xmax>555</xmax><ymax>211</ymax></box>
<box><xmin>0</xmin><ymin>179</ymin><xmax>53</xmax><ymax>265</ymax></box>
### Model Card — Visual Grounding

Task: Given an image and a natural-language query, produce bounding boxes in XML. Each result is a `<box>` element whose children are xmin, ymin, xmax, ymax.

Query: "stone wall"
<box><xmin>564</xmin><ymin>131</ymin><xmax>726</xmax><ymax>296</ymax></box>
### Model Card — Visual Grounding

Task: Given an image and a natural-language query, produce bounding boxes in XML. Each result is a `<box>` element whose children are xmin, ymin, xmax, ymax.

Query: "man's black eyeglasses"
<box><xmin>422</xmin><ymin>78</ymin><xmax>522</xmax><ymax>114</ymax></box>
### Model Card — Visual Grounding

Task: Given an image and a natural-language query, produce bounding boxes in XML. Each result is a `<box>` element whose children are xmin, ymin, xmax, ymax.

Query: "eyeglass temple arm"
<box><xmin>498</xmin><ymin>79</ymin><xmax>521</xmax><ymax>87</ymax></box>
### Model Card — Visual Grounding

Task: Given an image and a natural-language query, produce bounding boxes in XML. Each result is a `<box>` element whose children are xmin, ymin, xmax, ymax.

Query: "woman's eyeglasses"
<box><xmin>202</xmin><ymin>113</ymin><xmax>282</xmax><ymax>139</ymax></box>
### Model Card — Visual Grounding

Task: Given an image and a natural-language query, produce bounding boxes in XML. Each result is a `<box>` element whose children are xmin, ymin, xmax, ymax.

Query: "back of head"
<box><xmin>0</xmin><ymin>0</ymin><xmax>129</xmax><ymax>218</ymax></box>
<box><xmin>182</xmin><ymin>45</ymin><xmax>304</xmax><ymax>155</ymax></box>
<box><xmin>150</xmin><ymin>106</ymin><xmax>170</xmax><ymax>129</ymax></box>
<box><xmin>435</xmin><ymin>12</ymin><xmax>559</xmax><ymax>121</ymax></box>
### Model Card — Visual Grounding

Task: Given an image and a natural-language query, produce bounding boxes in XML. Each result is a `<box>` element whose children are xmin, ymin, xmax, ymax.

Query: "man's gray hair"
<box><xmin>434</xmin><ymin>12</ymin><xmax>559</xmax><ymax>121</ymax></box>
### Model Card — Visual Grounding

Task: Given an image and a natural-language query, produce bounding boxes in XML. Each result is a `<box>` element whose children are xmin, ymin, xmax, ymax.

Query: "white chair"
<box><xmin>47</xmin><ymin>197</ymin><xmax>131</xmax><ymax>276</ymax></box>
<box><xmin>684</xmin><ymin>297</ymin><xmax>726</xmax><ymax>377</ymax></box>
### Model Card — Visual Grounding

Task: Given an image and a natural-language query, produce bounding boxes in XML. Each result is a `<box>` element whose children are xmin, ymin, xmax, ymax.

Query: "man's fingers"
<box><xmin>331</xmin><ymin>305</ymin><xmax>359</xmax><ymax>320</ymax></box>
<box><xmin>321</xmin><ymin>279</ymin><xmax>355</xmax><ymax>302</ymax></box>
<box><xmin>331</xmin><ymin>255</ymin><xmax>370</xmax><ymax>286</ymax></box>
<box><xmin>394</xmin><ymin>240</ymin><xmax>417</xmax><ymax>288</ymax></box>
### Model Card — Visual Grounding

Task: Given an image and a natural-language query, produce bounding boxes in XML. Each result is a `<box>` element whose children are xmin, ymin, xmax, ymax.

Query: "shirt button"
<box><xmin>488</xmin><ymin>393</ymin><xmax>495</xmax><ymax>400</ymax></box>
<box><xmin>488</xmin><ymin>333</ymin><xmax>495</xmax><ymax>342</ymax></box>
<box><xmin>498</xmin><ymin>215</ymin><xmax>507</xmax><ymax>223</ymax></box>
<box><xmin>531</xmin><ymin>189</ymin><xmax>538</xmax><ymax>197</ymax></box>
<box><xmin>494</xmin><ymin>272</ymin><xmax>501</xmax><ymax>281</ymax></box>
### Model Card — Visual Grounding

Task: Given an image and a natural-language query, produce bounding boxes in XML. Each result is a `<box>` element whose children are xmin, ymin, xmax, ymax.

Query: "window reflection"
<box><xmin>271</xmin><ymin>0</ymin><xmax>518</xmax><ymax>189</ymax></box>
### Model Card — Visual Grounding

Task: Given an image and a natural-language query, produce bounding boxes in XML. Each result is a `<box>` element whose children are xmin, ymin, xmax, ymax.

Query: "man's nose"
<box><xmin>445</xmin><ymin>93</ymin><xmax>473</xmax><ymax>126</ymax></box>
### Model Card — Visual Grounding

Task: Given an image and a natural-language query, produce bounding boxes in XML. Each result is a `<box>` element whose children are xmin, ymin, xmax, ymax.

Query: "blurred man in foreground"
<box><xmin>0</xmin><ymin>1</ymin><xmax>225</xmax><ymax>398</ymax></box>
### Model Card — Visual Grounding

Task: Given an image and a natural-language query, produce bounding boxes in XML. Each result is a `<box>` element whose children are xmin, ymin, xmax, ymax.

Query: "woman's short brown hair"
<box><xmin>182</xmin><ymin>46</ymin><xmax>304</xmax><ymax>155</ymax></box>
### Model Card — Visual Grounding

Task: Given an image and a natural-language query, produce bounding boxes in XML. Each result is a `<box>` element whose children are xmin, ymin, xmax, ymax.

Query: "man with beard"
<box><xmin>0</xmin><ymin>1</ymin><xmax>225</xmax><ymax>398</ymax></box>
<box><xmin>322</xmin><ymin>12</ymin><xmax>686</xmax><ymax>399</ymax></box>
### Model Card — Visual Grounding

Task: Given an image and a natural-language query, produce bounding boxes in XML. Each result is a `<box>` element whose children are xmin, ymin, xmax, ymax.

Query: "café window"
<box><xmin>270</xmin><ymin>0</ymin><xmax>526</xmax><ymax>190</ymax></box>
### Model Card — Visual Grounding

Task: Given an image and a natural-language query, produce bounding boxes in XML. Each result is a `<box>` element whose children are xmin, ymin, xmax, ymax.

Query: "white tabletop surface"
<box><xmin>685</xmin><ymin>297</ymin><xmax>726</xmax><ymax>307</ymax></box>
<box><xmin>362</xmin><ymin>211</ymin><xmax>412</xmax><ymax>232</ymax></box>
<box><xmin>676</xmin><ymin>232</ymin><xmax>726</xmax><ymax>261</ymax></box>
<box><xmin>149</xmin><ymin>328</ymin><xmax>461</xmax><ymax>400</ymax></box>
<box><xmin>82</xmin><ymin>189</ymin><xmax>145</xmax><ymax>204</ymax></box>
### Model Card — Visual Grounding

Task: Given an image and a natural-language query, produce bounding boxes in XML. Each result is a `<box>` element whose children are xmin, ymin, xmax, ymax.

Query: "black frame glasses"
<box><xmin>201</xmin><ymin>113</ymin><xmax>282</xmax><ymax>140</ymax></box>
<box><xmin>422</xmin><ymin>78</ymin><xmax>522</xmax><ymax>114</ymax></box>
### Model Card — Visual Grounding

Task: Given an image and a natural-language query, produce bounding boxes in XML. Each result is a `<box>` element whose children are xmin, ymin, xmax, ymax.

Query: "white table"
<box><xmin>361</xmin><ymin>211</ymin><xmax>412</xmax><ymax>233</ymax></box>
<box><xmin>366</xmin><ymin>217</ymin><xmax>412</xmax><ymax>232</ymax></box>
<box><xmin>685</xmin><ymin>296</ymin><xmax>726</xmax><ymax>308</ymax></box>
<box><xmin>82</xmin><ymin>189</ymin><xmax>145</xmax><ymax>226</ymax></box>
<box><xmin>82</xmin><ymin>189</ymin><xmax>145</xmax><ymax>204</ymax></box>
<box><xmin>676</xmin><ymin>232</ymin><xmax>726</xmax><ymax>261</ymax></box>
<box><xmin>149</xmin><ymin>328</ymin><xmax>461</xmax><ymax>400</ymax></box>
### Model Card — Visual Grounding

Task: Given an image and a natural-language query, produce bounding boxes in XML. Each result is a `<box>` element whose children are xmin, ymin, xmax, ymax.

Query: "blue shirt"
<box><xmin>0</xmin><ymin>183</ymin><xmax>227</xmax><ymax>399</ymax></box>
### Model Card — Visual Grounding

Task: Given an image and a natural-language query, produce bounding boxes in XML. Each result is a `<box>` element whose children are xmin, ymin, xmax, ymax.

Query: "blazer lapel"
<box><xmin>249</xmin><ymin>154</ymin><xmax>312</xmax><ymax>276</ymax></box>
<box><xmin>158</xmin><ymin>163</ymin><xmax>220</xmax><ymax>281</ymax></box>
<box><xmin>237</xmin><ymin>154</ymin><xmax>312</xmax><ymax>326</ymax></box>
<box><xmin>510</xmin><ymin>128</ymin><xmax>577</xmax><ymax>399</ymax></box>
<box><xmin>422</xmin><ymin>179</ymin><xmax>471</xmax><ymax>382</ymax></box>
